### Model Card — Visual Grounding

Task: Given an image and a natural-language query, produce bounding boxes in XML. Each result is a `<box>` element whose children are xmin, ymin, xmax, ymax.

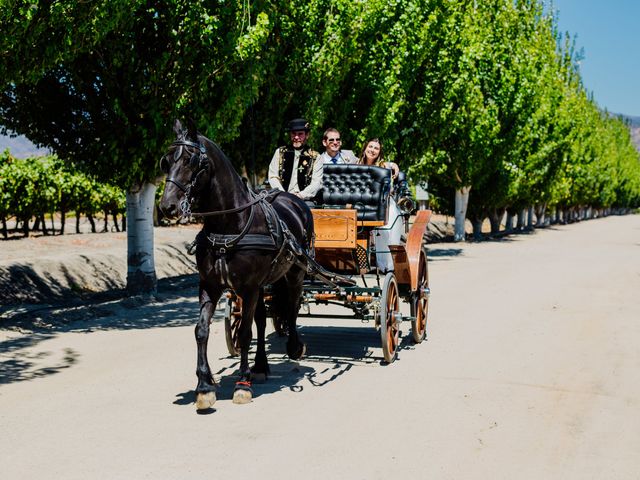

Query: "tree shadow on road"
<box><xmin>0</xmin><ymin>275</ymin><xmax>204</xmax><ymax>386</ymax></box>
<box><xmin>0</xmin><ymin>333</ymin><xmax>80</xmax><ymax>385</ymax></box>
<box><xmin>1</xmin><ymin>274</ymin><xmax>200</xmax><ymax>333</ymax></box>
<box><xmin>1</xmin><ymin>274</ymin><xmax>420</xmax><ymax>392</ymax></box>
<box><xmin>426</xmin><ymin>247</ymin><xmax>464</xmax><ymax>261</ymax></box>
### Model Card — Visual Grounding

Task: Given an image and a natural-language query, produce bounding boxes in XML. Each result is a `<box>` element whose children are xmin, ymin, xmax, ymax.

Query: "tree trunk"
<box><xmin>126</xmin><ymin>182</ymin><xmax>158</xmax><ymax>295</ymax></box>
<box><xmin>489</xmin><ymin>208</ymin><xmax>503</xmax><ymax>234</ymax></box>
<box><xmin>504</xmin><ymin>211</ymin><xmax>514</xmax><ymax>233</ymax></box>
<box><xmin>41</xmin><ymin>214</ymin><xmax>49</xmax><ymax>235</ymax></box>
<box><xmin>103</xmin><ymin>211</ymin><xmax>109</xmax><ymax>232</ymax></box>
<box><xmin>517</xmin><ymin>209</ymin><xmax>526</xmax><ymax>230</ymax></box>
<box><xmin>87</xmin><ymin>214</ymin><xmax>97</xmax><ymax>233</ymax></box>
<box><xmin>454</xmin><ymin>186</ymin><xmax>471</xmax><ymax>242</ymax></box>
<box><xmin>471</xmin><ymin>217</ymin><xmax>483</xmax><ymax>241</ymax></box>
<box><xmin>112</xmin><ymin>212</ymin><xmax>120</xmax><ymax>232</ymax></box>
<box><xmin>1</xmin><ymin>217</ymin><xmax>7</xmax><ymax>239</ymax></box>
<box><xmin>60</xmin><ymin>210</ymin><xmax>66</xmax><ymax>235</ymax></box>
<box><xmin>534</xmin><ymin>203</ymin><xmax>546</xmax><ymax>227</ymax></box>
<box><xmin>76</xmin><ymin>214</ymin><xmax>81</xmax><ymax>234</ymax></box>
<box><xmin>22</xmin><ymin>218</ymin><xmax>30</xmax><ymax>237</ymax></box>
<box><xmin>526</xmin><ymin>206</ymin><xmax>534</xmax><ymax>229</ymax></box>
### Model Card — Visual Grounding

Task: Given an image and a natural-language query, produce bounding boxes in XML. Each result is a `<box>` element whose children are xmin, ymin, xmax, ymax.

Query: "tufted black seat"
<box><xmin>315</xmin><ymin>164</ymin><xmax>391</xmax><ymax>222</ymax></box>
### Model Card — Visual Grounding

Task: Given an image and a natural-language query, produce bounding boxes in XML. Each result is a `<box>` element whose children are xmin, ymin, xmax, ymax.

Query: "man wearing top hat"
<box><xmin>267</xmin><ymin>118</ymin><xmax>323</xmax><ymax>200</ymax></box>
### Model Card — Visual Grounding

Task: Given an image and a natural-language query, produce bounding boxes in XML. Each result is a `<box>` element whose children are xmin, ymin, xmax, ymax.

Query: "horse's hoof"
<box><xmin>232</xmin><ymin>388</ymin><xmax>253</xmax><ymax>404</ymax></box>
<box><xmin>195</xmin><ymin>391</ymin><xmax>216</xmax><ymax>410</ymax></box>
<box><xmin>252</xmin><ymin>372</ymin><xmax>267</xmax><ymax>383</ymax></box>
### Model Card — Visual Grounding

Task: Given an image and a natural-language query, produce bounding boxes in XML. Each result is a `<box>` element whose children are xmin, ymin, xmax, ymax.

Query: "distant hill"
<box><xmin>631</xmin><ymin>127</ymin><xmax>640</xmax><ymax>153</ymax></box>
<box><xmin>0</xmin><ymin>133</ymin><xmax>50</xmax><ymax>158</ymax></box>
<box><xmin>621</xmin><ymin>115</ymin><xmax>640</xmax><ymax>128</ymax></box>
<box><xmin>622</xmin><ymin>115</ymin><xmax>640</xmax><ymax>152</ymax></box>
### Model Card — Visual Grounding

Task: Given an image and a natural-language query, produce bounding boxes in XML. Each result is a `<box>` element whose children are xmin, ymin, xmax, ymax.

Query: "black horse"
<box><xmin>159</xmin><ymin>119</ymin><xmax>312</xmax><ymax>408</ymax></box>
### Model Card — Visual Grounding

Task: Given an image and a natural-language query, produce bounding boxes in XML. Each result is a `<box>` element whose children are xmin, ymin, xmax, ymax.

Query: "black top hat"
<box><xmin>285</xmin><ymin>118</ymin><xmax>311</xmax><ymax>132</ymax></box>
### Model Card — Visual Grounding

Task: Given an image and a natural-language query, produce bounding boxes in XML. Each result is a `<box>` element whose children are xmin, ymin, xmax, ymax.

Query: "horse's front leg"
<box><xmin>195</xmin><ymin>284</ymin><xmax>222</xmax><ymax>410</ymax></box>
<box><xmin>232</xmin><ymin>288</ymin><xmax>259</xmax><ymax>404</ymax></box>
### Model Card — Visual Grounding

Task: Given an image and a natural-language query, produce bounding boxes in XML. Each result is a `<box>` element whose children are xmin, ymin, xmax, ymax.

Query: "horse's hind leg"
<box><xmin>283</xmin><ymin>268</ymin><xmax>306</xmax><ymax>360</ymax></box>
<box><xmin>251</xmin><ymin>291</ymin><xmax>270</xmax><ymax>382</ymax></box>
<box><xmin>232</xmin><ymin>288</ymin><xmax>259</xmax><ymax>404</ymax></box>
<box><xmin>195</xmin><ymin>285</ymin><xmax>221</xmax><ymax>410</ymax></box>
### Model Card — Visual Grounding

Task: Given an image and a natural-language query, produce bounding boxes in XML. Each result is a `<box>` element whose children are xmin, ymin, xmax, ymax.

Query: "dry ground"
<box><xmin>1</xmin><ymin>213</ymin><xmax>639</xmax><ymax>479</ymax></box>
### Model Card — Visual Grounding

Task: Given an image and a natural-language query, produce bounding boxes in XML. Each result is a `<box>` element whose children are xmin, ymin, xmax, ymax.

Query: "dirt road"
<box><xmin>1</xmin><ymin>215</ymin><xmax>639</xmax><ymax>479</ymax></box>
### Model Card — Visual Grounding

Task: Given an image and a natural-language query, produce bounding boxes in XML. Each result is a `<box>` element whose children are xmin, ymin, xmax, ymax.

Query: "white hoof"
<box><xmin>195</xmin><ymin>391</ymin><xmax>216</xmax><ymax>410</ymax></box>
<box><xmin>232</xmin><ymin>388</ymin><xmax>253</xmax><ymax>404</ymax></box>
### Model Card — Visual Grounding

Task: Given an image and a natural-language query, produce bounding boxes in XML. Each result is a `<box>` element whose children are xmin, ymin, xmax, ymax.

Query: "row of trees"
<box><xmin>1</xmin><ymin>0</ymin><xmax>639</xmax><ymax>292</ymax></box>
<box><xmin>0</xmin><ymin>151</ymin><xmax>125</xmax><ymax>238</ymax></box>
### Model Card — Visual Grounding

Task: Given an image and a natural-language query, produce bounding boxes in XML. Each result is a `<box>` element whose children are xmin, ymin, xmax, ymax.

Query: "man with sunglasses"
<box><xmin>318</xmin><ymin>127</ymin><xmax>358</xmax><ymax>165</ymax></box>
<box><xmin>267</xmin><ymin>117</ymin><xmax>323</xmax><ymax>200</ymax></box>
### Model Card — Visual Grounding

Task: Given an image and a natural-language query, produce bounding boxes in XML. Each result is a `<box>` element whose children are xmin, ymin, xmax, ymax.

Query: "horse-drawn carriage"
<box><xmin>223</xmin><ymin>163</ymin><xmax>431</xmax><ymax>364</ymax></box>
<box><xmin>159</xmin><ymin>120</ymin><xmax>431</xmax><ymax>408</ymax></box>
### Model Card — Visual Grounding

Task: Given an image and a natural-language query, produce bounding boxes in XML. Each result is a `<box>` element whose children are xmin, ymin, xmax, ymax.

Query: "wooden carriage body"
<box><xmin>310</xmin><ymin>164</ymin><xmax>431</xmax><ymax>292</ymax></box>
<box><xmin>226</xmin><ymin>164</ymin><xmax>432</xmax><ymax>364</ymax></box>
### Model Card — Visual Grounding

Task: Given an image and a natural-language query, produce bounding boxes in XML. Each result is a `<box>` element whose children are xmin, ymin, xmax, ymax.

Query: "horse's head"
<box><xmin>159</xmin><ymin>119</ymin><xmax>211</xmax><ymax>219</ymax></box>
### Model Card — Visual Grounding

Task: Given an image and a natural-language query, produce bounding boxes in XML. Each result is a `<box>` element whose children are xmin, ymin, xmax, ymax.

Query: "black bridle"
<box><xmin>161</xmin><ymin>139</ymin><xmax>210</xmax><ymax>217</ymax></box>
<box><xmin>161</xmin><ymin>139</ymin><xmax>266</xmax><ymax>218</ymax></box>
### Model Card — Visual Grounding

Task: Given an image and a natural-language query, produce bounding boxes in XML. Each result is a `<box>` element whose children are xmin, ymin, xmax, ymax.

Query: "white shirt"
<box><xmin>319</xmin><ymin>150</ymin><xmax>358</xmax><ymax>165</ymax></box>
<box><xmin>268</xmin><ymin>147</ymin><xmax>323</xmax><ymax>199</ymax></box>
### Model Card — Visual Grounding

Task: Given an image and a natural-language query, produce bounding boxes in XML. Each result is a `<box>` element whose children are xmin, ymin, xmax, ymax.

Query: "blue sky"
<box><xmin>549</xmin><ymin>0</ymin><xmax>640</xmax><ymax>117</ymax></box>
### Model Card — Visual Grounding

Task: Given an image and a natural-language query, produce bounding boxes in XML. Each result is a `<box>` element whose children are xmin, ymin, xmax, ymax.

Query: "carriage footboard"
<box><xmin>305</xmin><ymin>255</ymin><xmax>357</xmax><ymax>287</ymax></box>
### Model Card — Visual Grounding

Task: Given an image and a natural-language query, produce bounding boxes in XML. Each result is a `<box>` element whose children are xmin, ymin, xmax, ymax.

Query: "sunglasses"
<box><xmin>326</xmin><ymin>138</ymin><xmax>341</xmax><ymax>143</ymax></box>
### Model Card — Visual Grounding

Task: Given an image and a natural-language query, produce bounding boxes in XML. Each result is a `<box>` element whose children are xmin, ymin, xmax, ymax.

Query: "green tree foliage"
<box><xmin>1</xmin><ymin>0</ymin><xmax>639</xmax><ymax>240</ymax></box>
<box><xmin>0</xmin><ymin>1</ymin><xmax>274</xmax><ymax>186</ymax></box>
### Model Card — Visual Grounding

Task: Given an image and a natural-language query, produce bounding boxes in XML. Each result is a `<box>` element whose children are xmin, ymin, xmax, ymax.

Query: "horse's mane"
<box><xmin>197</xmin><ymin>132</ymin><xmax>251</xmax><ymax>194</ymax></box>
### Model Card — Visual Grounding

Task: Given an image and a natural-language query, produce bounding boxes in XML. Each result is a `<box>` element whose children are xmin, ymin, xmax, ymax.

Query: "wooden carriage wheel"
<box><xmin>380</xmin><ymin>272</ymin><xmax>400</xmax><ymax>363</ymax></box>
<box><xmin>224</xmin><ymin>294</ymin><xmax>242</xmax><ymax>356</ymax></box>
<box><xmin>410</xmin><ymin>247</ymin><xmax>429</xmax><ymax>343</ymax></box>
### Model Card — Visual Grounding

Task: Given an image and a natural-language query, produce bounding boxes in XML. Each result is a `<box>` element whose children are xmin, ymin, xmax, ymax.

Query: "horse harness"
<box><xmin>164</xmin><ymin>139</ymin><xmax>311</xmax><ymax>284</ymax></box>
<box><xmin>165</xmin><ymin>138</ymin><xmax>354</xmax><ymax>288</ymax></box>
<box><xmin>195</xmin><ymin>189</ymin><xmax>314</xmax><ymax>286</ymax></box>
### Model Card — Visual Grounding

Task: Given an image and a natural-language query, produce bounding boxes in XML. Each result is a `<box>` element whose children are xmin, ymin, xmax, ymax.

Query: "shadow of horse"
<box><xmin>171</xmin><ymin>324</ymin><xmax>382</xmax><ymax>410</ymax></box>
<box><xmin>170</xmin><ymin>319</ymin><xmax>428</xmax><ymax>411</ymax></box>
<box><xmin>172</xmin><ymin>356</ymin><xmax>316</xmax><ymax>414</ymax></box>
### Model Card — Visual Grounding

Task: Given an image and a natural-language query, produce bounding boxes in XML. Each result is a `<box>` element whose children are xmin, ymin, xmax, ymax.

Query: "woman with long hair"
<box><xmin>358</xmin><ymin>138</ymin><xmax>399</xmax><ymax>178</ymax></box>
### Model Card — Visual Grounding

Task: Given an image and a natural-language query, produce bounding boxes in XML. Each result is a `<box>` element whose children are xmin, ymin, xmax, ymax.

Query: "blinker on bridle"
<box><xmin>161</xmin><ymin>139</ymin><xmax>210</xmax><ymax>216</ymax></box>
